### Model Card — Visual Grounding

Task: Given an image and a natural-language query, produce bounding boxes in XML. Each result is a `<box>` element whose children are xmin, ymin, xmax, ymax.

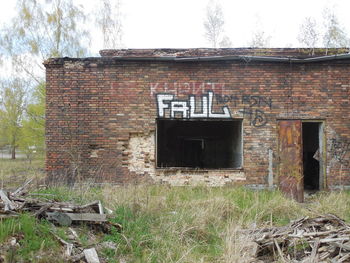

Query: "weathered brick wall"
<box><xmin>45</xmin><ymin>55</ymin><xmax>350</xmax><ymax>187</ymax></box>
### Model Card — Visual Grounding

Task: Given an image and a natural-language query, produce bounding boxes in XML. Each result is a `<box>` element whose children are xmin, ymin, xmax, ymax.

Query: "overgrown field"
<box><xmin>1</xmin><ymin>158</ymin><xmax>350</xmax><ymax>262</ymax></box>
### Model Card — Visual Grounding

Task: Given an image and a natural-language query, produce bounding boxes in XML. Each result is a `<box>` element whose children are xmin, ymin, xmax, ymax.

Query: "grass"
<box><xmin>0</xmin><ymin>157</ymin><xmax>45</xmax><ymax>189</ymax></box>
<box><xmin>0</xmin><ymin>214</ymin><xmax>63</xmax><ymax>262</ymax></box>
<box><xmin>98</xmin><ymin>185</ymin><xmax>350</xmax><ymax>262</ymax></box>
<box><xmin>2</xmin><ymin>158</ymin><xmax>350</xmax><ymax>262</ymax></box>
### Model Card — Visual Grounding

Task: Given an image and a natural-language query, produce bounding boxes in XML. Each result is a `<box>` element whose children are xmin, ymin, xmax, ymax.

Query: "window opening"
<box><xmin>157</xmin><ymin>119</ymin><xmax>242</xmax><ymax>169</ymax></box>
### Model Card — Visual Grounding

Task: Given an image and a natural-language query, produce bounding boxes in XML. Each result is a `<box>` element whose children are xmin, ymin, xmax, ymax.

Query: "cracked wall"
<box><xmin>126</xmin><ymin>132</ymin><xmax>246</xmax><ymax>186</ymax></box>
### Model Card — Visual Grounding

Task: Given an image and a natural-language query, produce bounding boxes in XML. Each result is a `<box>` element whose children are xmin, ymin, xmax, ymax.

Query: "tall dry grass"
<box><xmin>3</xmin><ymin>158</ymin><xmax>350</xmax><ymax>262</ymax></box>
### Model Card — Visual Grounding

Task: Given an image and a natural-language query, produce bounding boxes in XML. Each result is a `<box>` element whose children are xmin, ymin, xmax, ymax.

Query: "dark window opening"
<box><xmin>302</xmin><ymin>123</ymin><xmax>320</xmax><ymax>191</ymax></box>
<box><xmin>157</xmin><ymin>119</ymin><xmax>242</xmax><ymax>169</ymax></box>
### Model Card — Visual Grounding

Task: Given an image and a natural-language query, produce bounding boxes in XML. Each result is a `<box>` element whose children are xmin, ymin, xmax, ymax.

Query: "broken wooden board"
<box><xmin>65</xmin><ymin>213</ymin><xmax>107</xmax><ymax>222</ymax></box>
<box><xmin>0</xmin><ymin>190</ymin><xmax>16</xmax><ymax>211</ymax></box>
<box><xmin>12</xmin><ymin>178</ymin><xmax>34</xmax><ymax>196</ymax></box>
<box><xmin>46</xmin><ymin>212</ymin><xmax>107</xmax><ymax>225</ymax></box>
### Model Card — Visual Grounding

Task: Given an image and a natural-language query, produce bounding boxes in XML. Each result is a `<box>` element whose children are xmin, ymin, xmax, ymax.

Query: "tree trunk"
<box><xmin>11</xmin><ymin>146</ymin><xmax>16</xmax><ymax>159</ymax></box>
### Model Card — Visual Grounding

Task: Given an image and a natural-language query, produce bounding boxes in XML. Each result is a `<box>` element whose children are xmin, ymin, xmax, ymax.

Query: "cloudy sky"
<box><xmin>115</xmin><ymin>0</ymin><xmax>350</xmax><ymax>51</ymax></box>
<box><xmin>1</xmin><ymin>0</ymin><xmax>350</xmax><ymax>54</ymax></box>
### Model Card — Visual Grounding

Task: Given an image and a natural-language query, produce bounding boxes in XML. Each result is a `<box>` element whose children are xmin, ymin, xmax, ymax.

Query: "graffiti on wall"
<box><xmin>151</xmin><ymin>82</ymin><xmax>225</xmax><ymax>96</ymax></box>
<box><xmin>330</xmin><ymin>138</ymin><xmax>350</xmax><ymax>166</ymax></box>
<box><xmin>215</xmin><ymin>94</ymin><xmax>272</xmax><ymax>109</ymax></box>
<box><xmin>214</xmin><ymin>94</ymin><xmax>272</xmax><ymax>127</ymax></box>
<box><xmin>153</xmin><ymin>82</ymin><xmax>273</xmax><ymax>127</ymax></box>
<box><xmin>238</xmin><ymin>108</ymin><xmax>268</xmax><ymax>127</ymax></box>
<box><xmin>156</xmin><ymin>91</ymin><xmax>231</xmax><ymax>119</ymax></box>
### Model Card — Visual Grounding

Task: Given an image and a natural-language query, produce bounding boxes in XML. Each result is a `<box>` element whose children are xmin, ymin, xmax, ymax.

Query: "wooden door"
<box><xmin>278</xmin><ymin>120</ymin><xmax>304</xmax><ymax>202</ymax></box>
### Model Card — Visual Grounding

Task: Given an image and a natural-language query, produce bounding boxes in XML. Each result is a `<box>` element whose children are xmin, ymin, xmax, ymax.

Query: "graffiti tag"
<box><xmin>216</xmin><ymin>94</ymin><xmax>272</xmax><ymax>109</ymax></box>
<box><xmin>239</xmin><ymin>108</ymin><xmax>268</xmax><ymax>127</ymax></box>
<box><xmin>331</xmin><ymin>138</ymin><xmax>350</xmax><ymax>166</ymax></box>
<box><xmin>151</xmin><ymin>82</ymin><xmax>225</xmax><ymax>96</ymax></box>
<box><xmin>156</xmin><ymin>91</ymin><xmax>231</xmax><ymax>118</ymax></box>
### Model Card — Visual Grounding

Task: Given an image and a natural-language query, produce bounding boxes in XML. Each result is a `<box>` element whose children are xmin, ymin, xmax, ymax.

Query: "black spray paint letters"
<box><xmin>239</xmin><ymin>108</ymin><xmax>268</xmax><ymax>127</ymax></box>
<box><xmin>330</xmin><ymin>138</ymin><xmax>350</xmax><ymax>166</ymax></box>
<box><xmin>156</xmin><ymin>91</ymin><xmax>231</xmax><ymax>119</ymax></box>
<box><xmin>215</xmin><ymin>94</ymin><xmax>272</xmax><ymax>109</ymax></box>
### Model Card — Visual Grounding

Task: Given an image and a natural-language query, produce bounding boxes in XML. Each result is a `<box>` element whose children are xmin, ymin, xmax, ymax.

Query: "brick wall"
<box><xmin>45</xmin><ymin>49</ymin><xmax>350</xmax><ymax>188</ymax></box>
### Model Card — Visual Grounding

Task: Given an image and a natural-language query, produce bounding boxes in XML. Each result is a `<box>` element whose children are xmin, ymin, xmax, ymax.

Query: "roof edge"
<box><xmin>44</xmin><ymin>52</ymin><xmax>350</xmax><ymax>67</ymax></box>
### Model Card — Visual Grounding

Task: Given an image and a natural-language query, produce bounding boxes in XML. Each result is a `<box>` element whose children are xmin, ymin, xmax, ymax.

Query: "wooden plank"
<box><xmin>0</xmin><ymin>190</ymin><xmax>16</xmax><ymax>211</ymax></box>
<box><xmin>83</xmin><ymin>248</ymin><xmax>100</xmax><ymax>263</ymax></box>
<box><xmin>50</xmin><ymin>207</ymin><xmax>74</xmax><ymax>212</ymax></box>
<box><xmin>46</xmin><ymin>212</ymin><xmax>107</xmax><ymax>222</ymax></box>
<box><xmin>98</xmin><ymin>201</ymin><xmax>104</xmax><ymax>215</ymax></box>
<box><xmin>77</xmin><ymin>201</ymin><xmax>99</xmax><ymax>210</ymax></box>
<box><xmin>12</xmin><ymin>178</ymin><xmax>33</xmax><ymax>196</ymax></box>
<box><xmin>309</xmin><ymin>238</ymin><xmax>320</xmax><ymax>263</ymax></box>
<box><xmin>320</xmin><ymin>237</ymin><xmax>350</xmax><ymax>243</ymax></box>
<box><xmin>66</xmin><ymin>213</ymin><xmax>107</xmax><ymax>222</ymax></box>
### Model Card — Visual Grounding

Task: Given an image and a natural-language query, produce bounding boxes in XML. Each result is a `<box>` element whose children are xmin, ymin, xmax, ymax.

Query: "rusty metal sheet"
<box><xmin>278</xmin><ymin>120</ymin><xmax>303</xmax><ymax>202</ymax></box>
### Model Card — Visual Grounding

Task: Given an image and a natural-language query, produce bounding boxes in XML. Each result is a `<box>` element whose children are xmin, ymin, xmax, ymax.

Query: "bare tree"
<box><xmin>219</xmin><ymin>36</ymin><xmax>233</xmax><ymax>48</ymax></box>
<box><xmin>322</xmin><ymin>8</ymin><xmax>349</xmax><ymax>54</ymax></box>
<box><xmin>204</xmin><ymin>0</ymin><xmax>231</xmax><ymax>48</ymax></box>
<box><xmin>249</xmin><ymin>30</ymin><xmax>271</xmax><ymax>48</ymax></box>
<box><xmin>248</xmin><ymin>16</ymin><xmax>271</xmax><ymax>48</ymax></box>
<box><xmin>297</xmin><ymin>17</ymin><xmax>319</xmax><ymax>55</ymax></box>
<box><xmin>96</xmin><ymin>0</ymin><xmax>123</xmax><ymax>49</ymax></box>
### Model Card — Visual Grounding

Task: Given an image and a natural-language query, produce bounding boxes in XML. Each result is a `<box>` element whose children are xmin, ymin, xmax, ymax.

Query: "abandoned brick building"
<box><xmin>45</xmin><ymin>48</ymin><xmax>350</xmax><ymax>200</ymax></box>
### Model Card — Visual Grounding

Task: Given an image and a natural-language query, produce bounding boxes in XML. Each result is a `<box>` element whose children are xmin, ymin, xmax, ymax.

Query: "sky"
<box><xmin>118</xmin><ymin>0</ymin><xmax>350</xmax><ymax>50</ymax></box>
<box><xmin>1</xmin><ymin>0</ymin><xmax>350</xmax><ymax>55</ymax></box>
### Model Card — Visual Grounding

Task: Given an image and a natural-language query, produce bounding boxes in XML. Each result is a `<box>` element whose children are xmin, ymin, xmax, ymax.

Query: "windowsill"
<box><xmin>156</xmin><ymin>167</ymin><xmax>244</xmax><ymax>171</ymax></box>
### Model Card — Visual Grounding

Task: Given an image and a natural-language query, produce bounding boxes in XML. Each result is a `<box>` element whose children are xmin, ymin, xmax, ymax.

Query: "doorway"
<box><xmin>302</xmin><ymin>122</ymin><xmax>323</xmax><ymax>191</ymax></box>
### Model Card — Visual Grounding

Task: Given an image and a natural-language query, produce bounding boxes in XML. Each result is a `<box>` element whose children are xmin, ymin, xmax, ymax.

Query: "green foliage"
<box><xmin>0</xmin><ymin>79</ymin><xmax>45</xmax><ymax>160</ymax></box>
<box><xmin>107</xmin><ymin>206</ymin><xmax>154</xmax><ymax>258</ymax></box>
<box><xmin>0</xmin><ymin>78</ymin><xmax>27</xmax><ymax>159</ymax></box>
<box><xmin>1</xmin><ymin>0</ymin><xmax>90</xmax><ymax>59</ymax></box>
<box><xmin>3</xmin><ymin>158</ymin><xmax>350</xmax><ymax>263</ymax></box>
<box><xmin>0</xmin><ymin>214</ymin><xmax>60</xmax><ymax>262</ymax></box>
<box><xmin>19</xmin><ymin>82</ymin><xmax>45</xmax><ymax>158</ymax></box>
<box><xmin>0</xmin><ymin>0</ymin><xmax>90</xmax><ymax>84</ymax></box>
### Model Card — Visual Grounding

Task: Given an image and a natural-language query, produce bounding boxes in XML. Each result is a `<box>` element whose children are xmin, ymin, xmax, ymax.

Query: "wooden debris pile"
<box><xmin>0</xmin><ymin>180</ymin><xmax>121</xmax><ymax>263</ymax></box>
<box><xmin>244</xmin><ymin>214</ymin><xmax>350</xmax><ymax>262</ymax></box>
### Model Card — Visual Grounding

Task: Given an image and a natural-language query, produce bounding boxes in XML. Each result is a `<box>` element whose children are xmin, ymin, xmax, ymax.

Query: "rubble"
<box><xmin>242</xmin><ymin>214</ymin><xmax>350</xmax><ymax>262</ymax></box>
<box><xmin>0</xmin><ymin>180</ymin><xmax>121</xmax><ymax>262</ymax></box>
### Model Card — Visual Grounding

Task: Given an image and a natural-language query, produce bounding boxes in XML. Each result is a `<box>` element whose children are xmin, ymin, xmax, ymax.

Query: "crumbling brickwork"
<box><xmin>45</xmin><ymin>48</ymin><xmax>350</xmax><ymax>188</ymax></box>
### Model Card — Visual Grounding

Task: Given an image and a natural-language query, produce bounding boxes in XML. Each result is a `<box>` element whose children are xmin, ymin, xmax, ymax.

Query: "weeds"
<box><xmin>0</xmin><ymin>214</ymin><xmax>61</xmax><ymax>262</ymax></box>
<box><xmin>0</xmin><ymin>157</ymin><xmax>45</xmax><ymax>189</ymax></box>
<box><xmin>3</xmin><ymin>159</ymin><xmax>350</xmax><ymax>262</ymax></box>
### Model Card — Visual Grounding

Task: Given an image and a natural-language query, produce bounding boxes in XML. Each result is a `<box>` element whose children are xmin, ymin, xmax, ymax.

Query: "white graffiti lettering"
<box><xmin>157</xmin><ymin>94</ymin><xmax>174</xmax><ymax>117</ymax></box>
<box><xmin>156</xmin><ymin>91</ymin><xmax>231</xmax><ymax>119</ymax></box>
